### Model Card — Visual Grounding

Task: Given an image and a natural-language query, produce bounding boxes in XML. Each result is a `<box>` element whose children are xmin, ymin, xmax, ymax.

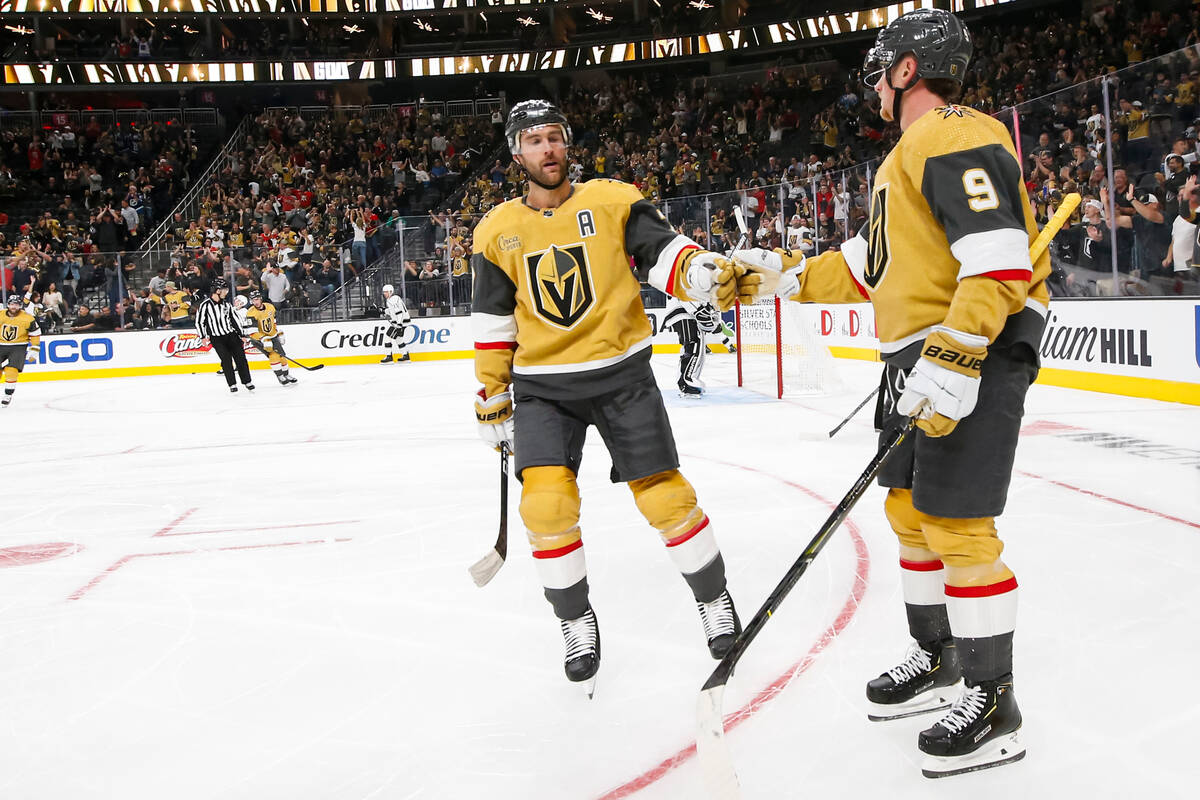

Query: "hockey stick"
<box><xmin>468</xmin><ymin>441</ymin><xmax>510</xmax><ymax>587</ymax></box>
<box><xmin>695</xmin><ymin>192</ymin><xmax>1082</xmax><ymax>799</ymax></box>
<box><xmin>730</xmin><ymin>206</ymin><xmax>750</xmax><ymax>255</ymax></box>
<box><xmin>828</xmin><ymin>386</ymin><xmax>879</xmax><ymax>438</ymax></box>
<box><xmin>245</xmin><ymin>336</ymin><xmax>325</xmax><ymax>371</ymax></box>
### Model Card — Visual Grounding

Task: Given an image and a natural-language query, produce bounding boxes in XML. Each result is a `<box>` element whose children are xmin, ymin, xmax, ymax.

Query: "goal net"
<box><xmin>734</xmin><ymin>297</ymin><xmax>838</xmax><ymax>398</ymax></box>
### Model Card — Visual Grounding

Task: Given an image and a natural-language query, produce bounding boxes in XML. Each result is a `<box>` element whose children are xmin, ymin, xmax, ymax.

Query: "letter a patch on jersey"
<box><xmin>526</xmin><ymin>243</ymin><xmax>595</xmax><ymax>329</ymax></box>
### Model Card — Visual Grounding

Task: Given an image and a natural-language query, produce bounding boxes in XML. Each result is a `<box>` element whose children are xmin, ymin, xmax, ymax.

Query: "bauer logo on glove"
<box><xmin>896</xmin><ymin>326</ymin><xmax>988</xmax><ymax>438</ymax></box>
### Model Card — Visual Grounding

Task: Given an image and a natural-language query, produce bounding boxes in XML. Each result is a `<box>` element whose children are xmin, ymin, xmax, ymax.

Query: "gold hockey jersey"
<box><xmin>793</xmin><ymin>105</ymin><xmax>1050</xmax><ymax>361</ymax></box>
<box><xmin>245</xmin><ymin>302</ymin><xmax>279</xmax><ymax>339</ymax></box>
<box><xmin>0</xmin><ymin>310</ymin><xmax>41</xmax><ymax>346</ymax></box>
<box><xmin>472</xmin><ymin>179</ymin><xmax>709</xmax><ymax>399</ymax></box>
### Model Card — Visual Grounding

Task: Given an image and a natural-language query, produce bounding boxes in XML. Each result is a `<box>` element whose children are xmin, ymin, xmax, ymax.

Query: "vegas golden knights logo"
<box><xmin>864</xmin><ymin>183</ymin><xmax>891</xmax><ymax>289</ymax></box>
<box><xmin>525</xmin><ymin>243</ymin><xmax>594</xmax><ymax>329</ymax></box>
<box><xmin>0</xmin><ymin>324</ymin><xmax>17</xmax><ymax>343</ymax></box>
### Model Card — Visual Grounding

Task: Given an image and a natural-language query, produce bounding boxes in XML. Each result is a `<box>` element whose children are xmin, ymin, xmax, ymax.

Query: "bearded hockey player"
<box><xmin>471</xmin><ymin>100</ymin><xmax>754</xmax><ymax>696</ymax></box>
<box><xmin>736</xmin><ymin>9</ymin><xmax>1045</xmax><ymax>777</ymax></box>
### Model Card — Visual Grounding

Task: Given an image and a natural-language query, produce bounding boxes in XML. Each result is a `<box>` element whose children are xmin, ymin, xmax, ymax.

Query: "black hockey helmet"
<box><xmin>6</xmin><ymin>294</ymin><xmax>22</xmax><ymax>307</ymax></box>
<box><xmin>505</xmin><ymin>100</ymin><xmax>572</xmax><ymax>155</ymax></box>
<box><xmin>210</xmin><ymin>277</ymin><xmax>229</xmax><ymax>293</ymax></box>
<box><xmin>862</xmin><ymin>9</ymin><xmax>972</xmax><ymax>89</ymax></box>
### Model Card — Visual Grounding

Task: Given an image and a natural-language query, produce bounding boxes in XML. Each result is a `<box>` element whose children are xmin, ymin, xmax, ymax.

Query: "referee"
<box><xmin>195</xmin><ymin>277</ymin><xmax>255</xmax><ymax>393</ymax></box>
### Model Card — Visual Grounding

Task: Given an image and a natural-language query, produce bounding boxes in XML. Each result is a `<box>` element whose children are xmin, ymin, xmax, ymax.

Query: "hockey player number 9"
<box><xmin>962</xmin><ymin>168</ymin><xmax>999</xmax><ymax>212</ymax></box>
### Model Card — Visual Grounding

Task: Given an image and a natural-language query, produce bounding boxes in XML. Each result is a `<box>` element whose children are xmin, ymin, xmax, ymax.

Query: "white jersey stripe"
<box><xmin>472</xmin><ymin>311</ymin><xmax>517</xmax><ymax>343</ymax></box>
<box><xmin>646</xmin><ymin>234</ymin><xmax>697</xmax><ymax>295</ymax></box>
<box><xmin>950</xmin><ymin>228</ymin><xmax>1033</xmax><ymax>281</ymax></box>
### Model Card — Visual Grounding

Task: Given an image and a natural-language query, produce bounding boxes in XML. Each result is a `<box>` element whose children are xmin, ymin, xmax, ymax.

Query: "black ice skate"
<box><xmin>697</xmin><ymin>589</ymin><xmax>741</xmax><ymax>658</ymax></box>
<box><xmin>284</xmin><ymin>375</ymin><xmax>298</xmax><ymax>384</ymax></box>
<box><xmin>245</xmin><ymin>383</ymin><xmax>255</xmax><ymax>392</ymax></box>
<box><xmin>560</xmin><ymin>607</ymin><xmax>600</xmax><ymax>698</ymax></box>
<box><xmin>380</xmin><ymin>354</ymin><xmax>394</xmax><ymax>363</ymax></box>
<box><xmin>866</xmin><ymin>640</ymin><xmax>962</xmax><ymax>721</ymax></box>
<box><xmin>397</xmin><ymin>353</ymin><xmax>411</xmax><ymax>362</ymax></box>
<box><xmin>1</xmin><ymin>394</ymin><xmax>11</xmax><ymax>406</ymax></box>
<box><xmin>229</xmin><ymin>386</ymin><xmax>238</xmax><ymax>394</ymax></box>
<box><xmin>275</xmin><ymin>372</ymin><xmax>290</xmax><ymax>385</ymax></box>
<box><xmin>678</xmin><ymin>383</ymin><xmax>703</xmax><ymax>399</ymax></box>
<box><xmin>918</xmin><ymin>674</ymin><xmax>1025</xmax><ymax>778</ymax></box>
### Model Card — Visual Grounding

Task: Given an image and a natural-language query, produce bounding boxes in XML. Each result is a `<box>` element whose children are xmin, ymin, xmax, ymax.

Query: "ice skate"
<box><xmin>275</xmin><ymin>371</ymin><xmax>289</xmax><ymax>386</ymax></box>
<box><xmin>678</xmin><ymin>383</ymin><xmax>703</xmax><ymax>399</ymax></box>
<box><xmin>396</xmin><ymin>353</ymin><xmax>411</xmax><ymax>362</ymax></box>
<box><xmin>380</xmin><ymin>354</ymin><xmax>394</xmax><ymax>363</ymax></box>
<box><xmin>245</xmin><ymin>383</ymin><xmax>255</xmax><ymax>392</ymax></box>
<box><xmin>560</xmin><ymin>607</ymin><xmax>600</xmax><ymax>698</ymax></box>
<box><xmin>866</xmin><ymin>640</ymin><xmax>962</xmax><ymax>721</ymax></box>
<box><xmin>919</xmin><ymin>675</ymin><xmax>1025</xmax><ymax>778</ymax></box>
<box><xmin>1</xmin><ymin>396</ymin><xmax>11</xmax><ymax>406</ymax></box>
<box><xmin>696</xmin><ymin>589</ymin><xmax>741</xmax><ymax>658</ymax></box>
<box><xmin>229</xmin><ymin>386</ymin><xmax>238</xmax><ymax>394</ymax></box>
<box><xmin>284</xmin><ymin>375</ymin><xmax>298</xmax><ymax>384</ymax></box>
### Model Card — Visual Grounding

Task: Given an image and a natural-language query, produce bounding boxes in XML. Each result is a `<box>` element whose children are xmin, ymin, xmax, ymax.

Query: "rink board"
<box><xmin>19</xmin><ymin>300</ymin><xmax>1200</xmax><ymax>404</ymax></box>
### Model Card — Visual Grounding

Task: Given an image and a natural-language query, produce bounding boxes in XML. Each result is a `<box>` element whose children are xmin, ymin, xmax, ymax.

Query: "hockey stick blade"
<box><xmin>695</xmin><ymin>420</ymin><xmax>916</xmax><ymax>799</ymax></box>
<box><xmin>469</xmin><ymin>443</ymin><xmax>509</xmax><ymax>588</ymax></box>
<box><xmin>732</xmin><ymin>206</ymin><xmax>749</xmax><ymax>236</ymax></box>
<box><xmin>245</xmin><ymin>337</ymin><xmax>324</xmax><ymax>371</ymax></box>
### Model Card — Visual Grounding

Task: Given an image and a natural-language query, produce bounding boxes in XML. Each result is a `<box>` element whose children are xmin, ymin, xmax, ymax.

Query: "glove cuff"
<box><xmin>921</xmin><ymin>327</ymin><xmax>988</xmax><ymax>378</ymax></box>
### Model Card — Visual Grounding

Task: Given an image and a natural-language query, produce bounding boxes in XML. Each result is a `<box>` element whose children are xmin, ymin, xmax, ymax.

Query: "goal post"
<box><xmin>734</xmin><ymin>297</ymin><xmax>837</xmax><ymax>399</ymax></box>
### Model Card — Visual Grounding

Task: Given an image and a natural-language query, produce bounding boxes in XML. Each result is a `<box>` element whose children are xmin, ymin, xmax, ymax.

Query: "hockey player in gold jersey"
<box><xmin>245</xmin><ymin>290</ymin><xmax>297</xmax><ymax>385</ymax></box>
<box><xmin>472</xmin><ymin>100</ymin><xmax>750</xmax><ymax>694</ymax></box>
<box><xmin>736</xmin><ymin>9</ymin><xmax>1037</xmax><ymax>777</ymax></box>
<box><xmin>0</xmin><ymin>294</ymin><xmax>41</xmax><ymax>406</ymax></box>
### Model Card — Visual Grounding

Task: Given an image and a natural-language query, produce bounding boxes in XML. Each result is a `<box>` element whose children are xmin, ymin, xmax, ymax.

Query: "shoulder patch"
<box><xmin>935</xmin><ymin>105</ymin><xmax>975</xmax><ymax>120</ymax></box>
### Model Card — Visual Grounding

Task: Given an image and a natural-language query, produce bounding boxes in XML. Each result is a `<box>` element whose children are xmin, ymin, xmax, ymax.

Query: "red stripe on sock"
<box><xmin>532</xmin><ymin>539</ymin><xmax>582</xmax><ymax>560</ymax></box>
<box><xmin>664</xmin><ymin>515</ymin><xmax>709</xmax><ymax>548</ymax></box>
<box><xmin>899</xmin><ymin>558</ymin><xmax>944</xmax><ymax>572</ymax></box>
<box><xmin>944</xmin><ymin>576</ymin><xmax>1018</xmax><ymax>598</ymax></box>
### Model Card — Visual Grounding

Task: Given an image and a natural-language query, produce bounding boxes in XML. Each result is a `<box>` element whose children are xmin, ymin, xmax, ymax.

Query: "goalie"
<box><xmin>734</xmin><ymin>9</ymin><xmax>1048</xmax><ymax>779</ymax></box>
<box><xmin>661</xmin><ymin>299</ymin><xmax>734</xmax><ymax>397</ymax></box>
<box><xmin>380</xmin><ymin>284</ymin><xmax>411</xmax><ymax>363</ymax></box>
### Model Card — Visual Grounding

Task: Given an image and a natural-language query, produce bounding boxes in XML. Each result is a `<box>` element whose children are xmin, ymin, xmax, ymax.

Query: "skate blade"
<box><xmin>921</xmin><ymin>729</ymin><xmax>1026</xmax><ymax>778</ymax></box>
<box><xmin>583</xmin><ymin>674</ymin><xmax>597</xmax><ymax>700</ymax></box>
<box><xmin>867</xmin><ymin>680</ymin><xmax>963</xmax><ymax>722</ymax></box>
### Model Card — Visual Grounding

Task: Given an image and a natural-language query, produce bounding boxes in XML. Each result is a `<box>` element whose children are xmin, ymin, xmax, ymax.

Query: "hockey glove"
<box><xmin>732</xmin><ymin>248</ymin><xmax>806</xmax><ymax>300</ymax></box>
<box><xmin>896</xmin><ymin>327</ymin><xmax>988</xmax><ymax>438</ymax></box>
<box><xmin>681</xmin><ymin>251</ymin><xmax>742</xmax><ymax>311</ymax></box>
<box><xmin>475</xmin><ymin>389</ymin><xmax>514</xmax><ymax>452</ymax></box>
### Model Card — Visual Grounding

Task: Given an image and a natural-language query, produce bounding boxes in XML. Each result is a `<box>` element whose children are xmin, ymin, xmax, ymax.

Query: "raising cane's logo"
<box><xmin>159</xmin><ymin>333</ymin><xmax>213</xmax><ymax>358</ymax></box>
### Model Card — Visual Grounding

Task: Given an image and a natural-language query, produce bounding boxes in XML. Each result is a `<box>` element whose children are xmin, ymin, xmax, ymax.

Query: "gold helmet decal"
<box><xmin>526</xmin><ymin>243</ymin><xmax>594</xmax><ymax>328</ymax></box>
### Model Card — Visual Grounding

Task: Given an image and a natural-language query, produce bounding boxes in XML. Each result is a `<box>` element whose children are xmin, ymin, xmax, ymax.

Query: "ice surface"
<box><xmin>5</xmin><ymin>351</ymin><xmax>1198</xmax><ymax>799</ymax></box>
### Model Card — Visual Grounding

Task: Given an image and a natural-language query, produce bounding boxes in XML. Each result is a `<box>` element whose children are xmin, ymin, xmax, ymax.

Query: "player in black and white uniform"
<box><xmin>379</xmin><ymin>284</ymin><xmax>411</xmax><ymax>363</ymax></box>
<box><xmin>662</xmin><ymin>298</ymin><xmax>705</xmax><ymax>397</ymax></box>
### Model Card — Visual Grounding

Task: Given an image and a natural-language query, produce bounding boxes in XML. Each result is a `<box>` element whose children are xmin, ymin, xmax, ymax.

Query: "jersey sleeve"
<box><xmin>917</xmin><ymin>143</ymin><xmax>1033</xmax><ymax>283</ymax></box>
<box><xmin>470</xmin><ymin>227</ymin><xmax>516</xmax><ymax>398</ymax></box>
<box><xmin>789</xmin><ymin>230</ymin><xmax>871</xmax><ymax>304</ymax></box>
<box><xmin>623</xmin><ymin>195</ymin><xmax>705</xmax><ymax>300</ymax></box>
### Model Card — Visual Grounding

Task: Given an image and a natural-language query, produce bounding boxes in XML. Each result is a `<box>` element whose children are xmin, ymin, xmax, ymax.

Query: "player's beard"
<box><xmin>523</xmin><ymin>159</ymin><xmax>567</xmax><ymax>192</ymax></box>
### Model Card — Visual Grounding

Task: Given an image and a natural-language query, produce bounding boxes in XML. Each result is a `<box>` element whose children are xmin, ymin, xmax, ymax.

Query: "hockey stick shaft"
<box><xmin>828</xmin><ymin>386</ymin><xmax>879</xmax><ymax>438</ymax></box>
<box><xmin>245</xmin><ymin>336</ymin><xmax>325</xmax><ymax>371</ymax></box>
<box><xmin>468</xmin><ymin>442</ymin><xmax>509</xmax><ymax>587</ymax></box>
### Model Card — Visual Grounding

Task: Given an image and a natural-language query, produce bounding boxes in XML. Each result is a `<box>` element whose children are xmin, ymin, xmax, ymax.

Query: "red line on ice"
<box><xmin>1018</xmin><ymin>470</ymin><xmax>1200</xmax><ymax>530</ymax></box>
<box><xmin>595</xmin><ymin>459</ymin><xmax>873</xmax><ymax>800</ymax></box>
<box><xmin>151</xmin><ymin>507</ymin><xmax>199</xmax><ymax>537</ymax></box>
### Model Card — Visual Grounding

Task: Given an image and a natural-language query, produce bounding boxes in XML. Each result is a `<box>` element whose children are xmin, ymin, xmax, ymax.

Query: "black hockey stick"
<box><xmin>696</xmin><ymin>419</ymin><xmax>916</xmax><ymax>798</ymax></box>
<box><xmin>828</xmin><ymin>386</ymin><xmax>879</xmax><ymax>439</ymax></box>
<box><xmin>245</xmin><ymin>336</ymin><xmax>325</xmax><ymax>371</ymax></box>
<box><xmin>469</xmin><ymin>442</ymin><xmax>509</xmax><ymax>587</ymax></box>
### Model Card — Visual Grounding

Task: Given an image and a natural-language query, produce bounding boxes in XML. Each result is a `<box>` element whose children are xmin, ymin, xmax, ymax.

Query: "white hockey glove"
<box><xmin>732</xmin><ymin>248</ymin><xmax>806</xmax><ymax>300</ymax></box>
<box><xmin>474</xmin><ymin>389</ymin><xmax>514</xmax><ymax>452</ymax></box>
<box><xmin>896</xmin><ymin>326</ymin><xmax>988</xmax><ymax>438</ymax></box>
<box><xmin>681</xmin><ymin>251</ymin><xmax>741</xmax><ymax>311</ymax></box>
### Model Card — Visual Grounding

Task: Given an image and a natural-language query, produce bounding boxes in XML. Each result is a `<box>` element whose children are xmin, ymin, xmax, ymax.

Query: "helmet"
<box><xmin>210</xmin><ymin>277</ymin><xmax>229</xmax><ymax>293</ymax></box>
<box><xmin>233</xmin><ymin>295</ymin><xmax>248</xmax><ymax>309</ymax></box>
<box><xmin>862</xmin><ymin>9</ymin><xmax>972</xmax><ymax>89</ymax></box>
<box><xmin>248</xmin><ymin>289</ymin><xmax>263</xmax><ymax>303</ymax></box>
<box><xmin>382</xmin><ymin>284</ymin><xmax>394</xmax><ymax>295</ymax></box>
<box><xmin>6</xmin><ymin>294</ymin><xmax>21</xmax><ymax>307</ymax></box>
<box><xmin>505</xmin><ymin>100</ymin><xmax>572</xmax><ymax>155</ymax></box>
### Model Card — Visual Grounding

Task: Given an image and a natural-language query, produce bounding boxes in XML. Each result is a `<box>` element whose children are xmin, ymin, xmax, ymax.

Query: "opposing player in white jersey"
<box><xmin>662</xmin><ymin>299</ymin><xmax>732</xmax><ymax>397</ymax></box>
<box><xmin>380</xmin><ymin>284</ymin><xmax>411</xmax><ymax>363</ymax></box>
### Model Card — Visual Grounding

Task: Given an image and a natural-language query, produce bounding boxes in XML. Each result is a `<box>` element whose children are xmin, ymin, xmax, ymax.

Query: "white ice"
<box><xmin>6</xmin><ymin>349</ymin><xmax>1199</xmax><ymax>799</ymax></box>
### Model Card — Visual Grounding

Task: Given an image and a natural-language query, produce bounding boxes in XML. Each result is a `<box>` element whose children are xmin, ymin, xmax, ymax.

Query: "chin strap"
<box><xmin>888</xmin><ymin>72</ymin><xmax>921</xmax><ymax>123</ymax></box>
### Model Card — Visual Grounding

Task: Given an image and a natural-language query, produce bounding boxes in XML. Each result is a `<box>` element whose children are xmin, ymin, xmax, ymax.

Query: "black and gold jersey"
<box><xmin>471</xmin><ymin>179</ymin><xmax>707</xmax><ymax>399</ymax></box>
<box><xmin>0</xmin><ymin>310</ymin><xmax>40</xmax><ymax>345</ymax></box>
<box><xmin>245</xmin><ymin>302</ymin><xmax>279</xmax><ymax>339</ymax></box>
<box><xmin>165</xmin><ymin>290</ymin><xmax>191</xmax><ymax>320</ymax></box>
<box><xmin>793</xmin><ymin>104</ymin><xmax>1049</xmax><ymax>361</ymax></box>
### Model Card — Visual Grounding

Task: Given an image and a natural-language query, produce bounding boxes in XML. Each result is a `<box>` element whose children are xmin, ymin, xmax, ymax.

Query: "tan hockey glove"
<box><xmin>732</xmin><ymin>247</ymin><xmax>806</xmax><ymax>300</ymax></box>
<box><xmin>681</xmin><ymin>251</ymin><xmax>743</xmax><ymax>311</ymax></box>
<box><xmin>896</xmin><ymin>327</ymin><xmax>988</xmax><ymax>438</ymax></box>
<box><xmin>474</xmin><ymin>389</ymin><xmax>514</xmax><ymax>452</ymax></box>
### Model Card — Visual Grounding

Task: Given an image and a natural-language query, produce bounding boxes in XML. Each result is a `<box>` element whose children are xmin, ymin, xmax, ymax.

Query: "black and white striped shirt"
<box><xmin>193</xmin><ymin>297</ymin><xmax>241</xmax><ymax>338</ymax></box>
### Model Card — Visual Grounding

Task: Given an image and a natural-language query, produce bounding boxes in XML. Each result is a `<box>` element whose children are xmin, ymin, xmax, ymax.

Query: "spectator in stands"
<box><xmin>260</xmin><ymin>262</ymin><xmax>290</xmax><ymax>309</ymax></box>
